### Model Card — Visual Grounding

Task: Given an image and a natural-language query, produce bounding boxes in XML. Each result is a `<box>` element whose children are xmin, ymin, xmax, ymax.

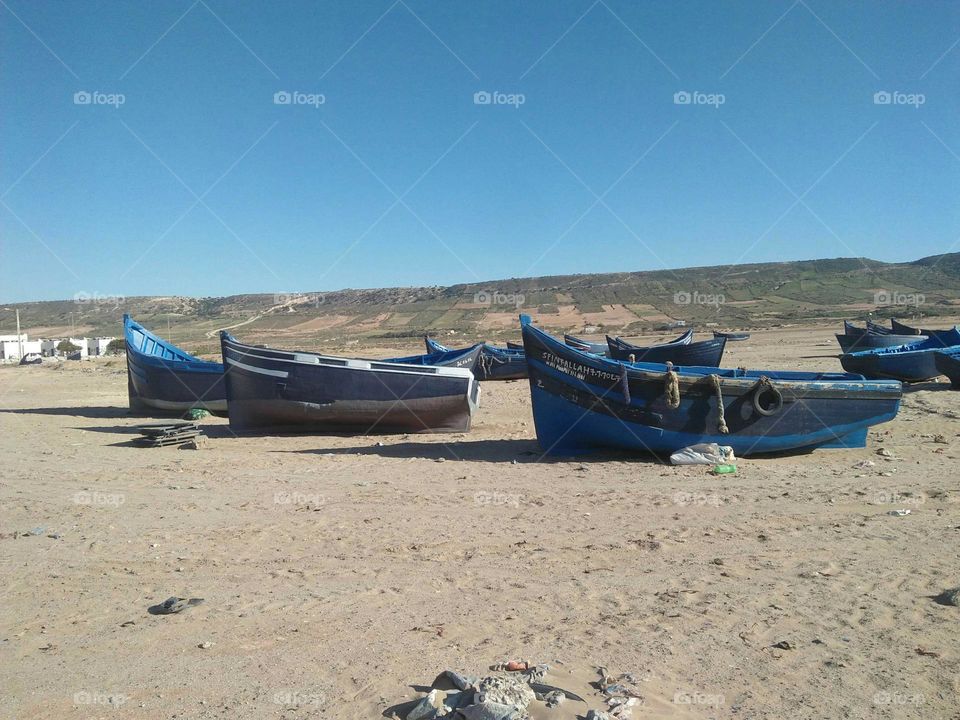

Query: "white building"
<box><xmin>0</xmin><ymin>338</ymin><xmax>42</xmax><ymax>360</ymax></box>
<box><xmin>87</xmin><ymin>337</ymin><xmax>115</xmax><ymax>356</ymax></box>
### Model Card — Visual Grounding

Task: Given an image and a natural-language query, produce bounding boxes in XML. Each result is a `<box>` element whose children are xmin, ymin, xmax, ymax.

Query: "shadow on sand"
<box><xmin>0</xmin><ymin>405</ymin><xmax>131</xmax><ymax>419</ymax></box>
<box><xmin>903</xmin><ymin>382</ymin><xmax>956</xmax><ymax>394</ymax></box>
<box><xmin>274</xmin><ymin>438</ymin><xmax>667</xmax><ymax>465</ymax></box>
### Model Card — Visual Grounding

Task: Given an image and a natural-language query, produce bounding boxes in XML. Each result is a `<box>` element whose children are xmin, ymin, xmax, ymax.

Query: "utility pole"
<box><xmin>16</xmin><ymin>309</ymin><xmax>22</xmax><ymax>360</ymax></box>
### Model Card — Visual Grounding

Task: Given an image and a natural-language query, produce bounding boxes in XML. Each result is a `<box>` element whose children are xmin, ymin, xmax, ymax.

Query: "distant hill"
<box><xmin>5</xmin><ymin>253</ymin><xmax>959</xmax><ymax>354</ymax></box>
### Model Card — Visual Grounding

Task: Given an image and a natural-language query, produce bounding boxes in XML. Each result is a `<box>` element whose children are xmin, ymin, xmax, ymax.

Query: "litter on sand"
<box><xmin>710</xmin><ymin>463</ymin><xmax>737</xmax><ymax>475</ymax></box>
<box><xmin>133</xmin><ymin>422</ymin><xmax>204</xmax><ymax>448</ymax></box>
<box><xmin>388</xmin><ymin>663</ymin><xmax>643</xmax><ymax>720</ymax></box>
<box><xmin>148</xmin><ymin>596</ymin><xmax>205</xmax><ymax>615</ymax></box>
<box><xmin>669</xmin><ymin>443</ymin><xmax>735</xmax><ymax>465</ymax></box>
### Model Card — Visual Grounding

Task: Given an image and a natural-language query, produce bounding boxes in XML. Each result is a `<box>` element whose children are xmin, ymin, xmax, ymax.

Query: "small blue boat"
<box><xmin>835</xmin><ymin>332</ymin><xmax>925</xmax><ymax>354</ymax></box>
<box><xmin>607</xmin><ymin>332</ymin><xmax>726</xmax><ymax>367</ymax></box>
<box><xmin>840</xmin><ymin>329</ymin><xmax>960</xmax><ymax>382</ymax></box>
<box><xmin>844</xmin><ymin>320</ymin><xmax>892</xmax><ymax>337</ymax></box>
<box><xmin>866</xmin><ymin>320</ymin><xmax>893</xmax><ymax>335</ymax></box>
<box><xmin>520</xmin><ymin>315</ymin><xmax>901</xmax><ymax>457</ymax></box>
<box><xmin>563</xmin><ymin>334</ymin><xmax>611</xmax><ymax>355</ymax></box>
<box><xmin>424</xmin><ymin>336</ymin><xmax>527</xmax><ymax>380</ymax></box>
<box><xmin>713</xmin><ymin>330</ymin><xmax>750</xmax><ymax>341</ymax></box>
<box><xmin>382</xmin><ymin>343</ymin><xmax>484</xmax><ymax>371</ymax></box>
<box><xmin>124</xmin><ymin>315</ymin><xmax>227</xmax><ymax>415</ymax></box>
<box><xmin>934</xmin><ymin>348</ymin><xmax>960</xmax><ymax>388</ymax></box>
<box><xmin>891</xmin><ymin>318</ymin><xmax>960</xmax><ymax>341</ymax></box>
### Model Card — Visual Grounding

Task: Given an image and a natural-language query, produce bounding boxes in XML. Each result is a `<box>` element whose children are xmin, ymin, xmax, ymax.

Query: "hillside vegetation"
<box><xmin>5</xmin><ymin>254</ymin><xmax>958</xmax><ymax>354</ymax></box>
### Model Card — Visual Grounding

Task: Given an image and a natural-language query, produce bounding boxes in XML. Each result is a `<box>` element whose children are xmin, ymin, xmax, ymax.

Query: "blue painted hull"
<box><xmin>222</xmin><ymin>333</ymin><xmax>479</xmax><ymax>434</ymax></box>
<box><xmin>424</xmin><ymin>336</ymin><xmax>527</xmax><ymax>380</ymax></box>
<box><xmin>521</xmin><ymin>316</ymin><xmax>901</xmax><ymax>457</ymax></box>
<box><xmin>835</xmin><ymin>333</ymin><xmax>925</xmax><ymax>354</ymax></box>
<box><xmin>714</xmin><ymin>331</ymin><xmax>750</xmax><ymax>341</ymax></box>
<box><xmin>607</xmin><ymin>334</ymin><xmax>726</xmax><ymax>366</ymax></box>
<box><xmin>840</xmin><ymin>329</ymin><xmax>960</xmax><ymax>382</ymax></box>
<box><xmin>934</xmin><ymin>350</ymin><xmax>960</xmax><ymax>388</ymax></box>
<box><xmin>124</xmin><ymin>315</ymin><xmax>227</xmax><ymax>415</ymax></box>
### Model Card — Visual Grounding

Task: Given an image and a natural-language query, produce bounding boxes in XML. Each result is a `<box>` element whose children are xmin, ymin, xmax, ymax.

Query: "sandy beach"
<box><xmin>1</xmin><ymin>324</ymin><xmax>958</xmax><ymax>719</ymax></box>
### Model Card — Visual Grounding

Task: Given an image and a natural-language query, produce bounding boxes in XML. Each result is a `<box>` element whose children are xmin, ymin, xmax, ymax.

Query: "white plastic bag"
<box><xmin>670</xmin><ymin>443</ymin><xmax>736</xmax><ymax>465</ymax></box>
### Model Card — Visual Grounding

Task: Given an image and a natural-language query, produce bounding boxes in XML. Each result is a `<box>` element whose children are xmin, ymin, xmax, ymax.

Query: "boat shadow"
<box><xmin>0</xmin><ymin>405</ymin><xmax>131</xmax><ymax>419</ymax></box>
<box><xmin>903</xmin><ymin>382</ymin><xmax>956</xmax><ymax>394</ymax></box>
<box><xmin>279</xmin><ymin>439</ymin><xmax>669</xmax><ymax>464</ymax></box>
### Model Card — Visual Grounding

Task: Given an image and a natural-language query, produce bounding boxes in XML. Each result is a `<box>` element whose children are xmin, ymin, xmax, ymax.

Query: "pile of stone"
<box><xmin>393</xmin><ymin>663</ymin><xmax>642</xmax><ymax>720</ymax></box>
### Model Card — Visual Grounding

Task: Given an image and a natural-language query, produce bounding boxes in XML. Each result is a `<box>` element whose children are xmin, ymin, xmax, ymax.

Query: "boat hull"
<box><xmin>934</xmin><ymin>351</ymin><xmax>960</xmax><ymax>389</ymax></box>
<box><xmin>222</xmin><ymin>334</ymin><xmax>479</xmax><ymax>434</ymax></box>
<box><xmin>425</xmin><ymin>337</ymin><xmax>527</xmax><ymax>380</ymax></box>
<box><xmin>522</xmin><ymin>317</ymin><xmax>901</xmax><ymax>457</ymax></box>
<box><xmin>835</xmin><ymin>333</ymin><xmax>925</xmax><ymax>354</ymax></box>
<box><xmin>840</xmin><ymin>329</ymin><xmax>960</xmax><ymax>382</ymax></box>
<box><xmin>124</xmin><ymin>315</ymin><xmax>227</xmax><ymax>415</ymax></box>
<box><xmin>607</xmin><ymin>335</ymin><xmax>726</xmax><ymax>366</ymax></box>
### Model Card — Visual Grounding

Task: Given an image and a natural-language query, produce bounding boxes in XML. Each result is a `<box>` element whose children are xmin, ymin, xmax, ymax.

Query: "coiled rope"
<box><xmin>709</xmin><ymin>373</ymin><xmax>729</xmax><ymax>434</ymax></box>
<box><xmin>664</xmin><ymin>362</ymin><xmax>681</xmax><ymax>409</ymax></box>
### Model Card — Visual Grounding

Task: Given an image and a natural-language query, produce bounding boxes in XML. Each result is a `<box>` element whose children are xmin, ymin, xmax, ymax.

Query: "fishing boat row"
<box><xmin>124</xmin><ymin>314</ymin><xmax>910</xmax><ymax>458</ymax></box>
<box><xmin>837</xmin><ymin>318</ymin><xmax>960</xmax><ymax>382</ymax></box>
<box><xmin>125</xmin><ymin>316</ymin><xmax>482</xmax><ymax>433</ymax></box>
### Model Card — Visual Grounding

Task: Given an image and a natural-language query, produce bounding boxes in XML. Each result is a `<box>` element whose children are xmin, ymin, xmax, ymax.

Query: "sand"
<box><xmin>1</xmin><ymin>325</ymin><xmax>958</xmax><ymax>719</ymax></box>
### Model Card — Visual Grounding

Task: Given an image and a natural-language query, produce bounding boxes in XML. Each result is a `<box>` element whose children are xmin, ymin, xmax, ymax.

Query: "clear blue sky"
<box><xmin>2</xmin><ymin>0</ymin><xmax>958</xmax><ymax>302</ymax></box>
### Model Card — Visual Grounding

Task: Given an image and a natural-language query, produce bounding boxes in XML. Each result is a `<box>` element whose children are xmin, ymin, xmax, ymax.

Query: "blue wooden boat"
<box><xmin>890</xmin><ymin>319</ymin><xmax>925</xmax><ymax>335</ymax></box>
<box><xmin>934</xmin><ymin>348</ymin><xmax>960</xmax><ymax>389</ymax></box>
<box><xmin>843</xmin><ymin>321</ymin><xmax>865</xmax><ymax>337</ymax></box>
<box><xmin>506</xmin><ymin>341</ymin><xmax>524</xmax><ymax>351</ymax></box>
<box><xmin>424</xmin><ymin>336</ymin><xmax>527</xmax><ymax>380</ymax></box>
<box><xmin>520</xmin><ymin>315</ymin><xmax>901</xmax><ymax>457</ymax></box>
<box><xmin>220</xmin><ymin>332</ymin><xmax>480</xmax><ymax>433</ymax></box>
<box><xmin>713</xmin><ymin>331</ymin><xmax>750</xmax><ymax>341</ymax></box>
<box><xmin>866</xmin><ymin>320</ymin><xmax>892</xmax><ymax>335</ymax></box>
<box><xmin>835</xmin><ymin>332</ymin><xmax>925</xmax><ymax>354</ymax></box>
<box><xmin>563</xmin><ymin>334</ymin><xmax>611</xmax><ymax>355</ymax></box>
<box><xmin>124</xmin><ymin>315</ymin><xmax>227</xmax><ymax>415</ymax></box>
<box><xmin>607</xmin><ymin>332</ymin><xmax>726</xmax><ymax>366</ymax></box>
<box><xmin>381</xmin><ymin>343</ymin><xmax>484</xmax><ymax>371</ymax></box>
<box><xmin>844</xmin><ymin>320</ymin><xmax>894</xmax><ymax>337</ymax></box>
<box><xmin>840</xmin><ymin>329</ymin><xmax>960</xmax><ymax>382</ymax></box>
<box><xmin>891</xmin><ymin>318</ymin><xmax>960</xmax><ymax>340</ymax></box>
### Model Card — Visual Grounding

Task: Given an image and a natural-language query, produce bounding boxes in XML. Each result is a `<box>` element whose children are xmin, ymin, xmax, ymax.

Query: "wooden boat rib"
<box><xmin>424</xmin><ymin>336</ymin><xmax>527</xmax><ymax>381</ymax></box>
<box><xmin>520</xmin><ymin>315</ymin><xmax>902</xmax><ymax>457</ymax></box>
<box><xmin>221</xmin><ymin>332</ymin><xmax>480</xmax><ymax>433</ymax></box>
<box><xmin>607</xmin><ymin>332</ymin><xmax>726</xmax><ymax>367</ymax></box>
<box><xmin>124</xmin><ymin>315</ymin><xmax>227</xmax><ymax>415</ymax></box>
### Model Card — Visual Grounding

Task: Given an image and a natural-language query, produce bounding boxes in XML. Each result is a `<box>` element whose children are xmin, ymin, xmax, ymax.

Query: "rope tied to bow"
<box><xmin>709</xmin><ymin>373</ymin><xmax>729</xmax><ymax>434</ymax></box>
<box><xmin>664</xmin><ymin>362</ymin><xmax>681</xmax><ymax>409</ymax></box>
<box><xmin>619</xmin><ymin>363</ymin><xmax>631</xmax><ymax>403</ymax></box>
